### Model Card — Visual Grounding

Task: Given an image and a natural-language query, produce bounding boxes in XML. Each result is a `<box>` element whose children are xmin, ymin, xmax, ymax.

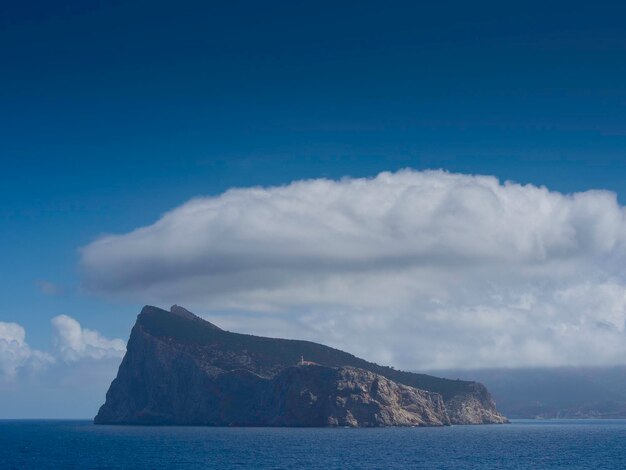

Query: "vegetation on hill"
<box><xmin>138</xmin><ymin>306</ymin><xmax>474</xmax><ymax>400</ymax></box>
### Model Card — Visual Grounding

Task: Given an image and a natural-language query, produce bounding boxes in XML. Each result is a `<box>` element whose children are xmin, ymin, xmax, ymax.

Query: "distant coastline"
<box><xmin>427</xmin><ymin>366</ymin><xmax>626</xmax><ymax>419</ymax></box>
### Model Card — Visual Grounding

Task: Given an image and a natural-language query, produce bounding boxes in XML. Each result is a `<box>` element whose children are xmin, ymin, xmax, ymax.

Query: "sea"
<box><xmin>1</xmin><ymin>419</ymin><xmax>625</xmax><ymax>469</ymax></box>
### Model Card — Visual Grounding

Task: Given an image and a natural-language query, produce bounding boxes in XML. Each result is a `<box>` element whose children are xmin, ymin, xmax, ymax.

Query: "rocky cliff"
<box><xmin>432</xmin><ymin>366</ymin><xmax>626</xmax><ymax>419</ymax></box>
<box><xmin>95</xmin><ymin>305</ymin><xmax>507</xmax><ymax>426</ymax></box>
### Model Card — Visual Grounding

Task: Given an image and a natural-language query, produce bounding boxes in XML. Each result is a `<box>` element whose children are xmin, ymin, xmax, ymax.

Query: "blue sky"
<box><xmin>2</xmin><ymin>0</ymin><xmax>626</xmax><ymax>417</ymax></box>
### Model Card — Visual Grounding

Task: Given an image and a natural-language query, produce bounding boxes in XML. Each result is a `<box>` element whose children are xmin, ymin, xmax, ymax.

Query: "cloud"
<box><xmin>51</xmin><ymin>315</ymin><xmax>126</xmax><ymax>362</ymax></box>
<box><xmin>79</xmin><ymin>170</ymin><xmax>626</xmax><ymax>369</ymax></box>
<box><xmin>0</xmin><ymin>317</ymin><xmax>126</xmax><ymax>418</ymax></box>
<box><xmin>36</xmin><ymin>280</ymin><xmax>65</xmax><ymax>296</ymax></box>
<box><xmin>0</xmin><ymin>316</ymin><xmax>124</xmax><ymax>382</ymax></box>
<box><xmin>0</xmin><ymin>322</ymin><xmax>53</xmax><ymax>379</ymax></box>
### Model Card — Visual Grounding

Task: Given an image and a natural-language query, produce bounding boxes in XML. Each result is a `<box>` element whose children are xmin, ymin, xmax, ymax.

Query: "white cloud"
<box><xmin>79</xmin><ymin>170</ymin><xmax>626</xmax><ymax>369</ymax></box>
<box><xmin>0</xmin><ymin>316</ymin><xmax>125</xmax><ymax>381</ymax></box>
<box><xmin>51</xmin><ymin>315</ymin><xmax>126</xmax><ymax>362</ymax></box>
<box><xmin>0</xmin><ymin>322</ymin><xmax>53</xmax><ymax>379</ymax></box>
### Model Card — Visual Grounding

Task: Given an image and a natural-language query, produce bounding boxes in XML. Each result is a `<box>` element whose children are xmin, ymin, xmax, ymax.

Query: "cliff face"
<box><xmin>444</xmin><ymin>382</ymin><xmax>506</xmax><ymax>425</ymax></box>
<box><xmin>95</xmin><ymin>305</ymin><xmax>506</xmax><ymax>426</ymax></box>
<box><xmin>267</xmin><ymin>366</ymin><xmax>450</xmax><ymax>427</ymax></box>
<box><xmin>431</xmin><ymin>366</ymin><xmax>626</xmax><ymax>419</ymax></box>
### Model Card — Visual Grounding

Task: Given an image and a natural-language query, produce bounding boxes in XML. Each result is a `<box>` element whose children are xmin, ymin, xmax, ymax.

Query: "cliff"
<box><xmin>95</xmin><ymin>305</ymin><xmax>507</xmax><ymax>426</ymax></box>
<box><xmin>432</xmin><ymin>366</ymin><xmax>626</xmax><ymax>419</ymax></box>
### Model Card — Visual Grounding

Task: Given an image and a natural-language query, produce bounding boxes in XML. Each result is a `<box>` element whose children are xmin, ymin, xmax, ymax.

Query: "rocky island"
<box><xmin>95</xmin><ymin>305</ymin><xmax>507</xmax><ymax>427</ymax></box>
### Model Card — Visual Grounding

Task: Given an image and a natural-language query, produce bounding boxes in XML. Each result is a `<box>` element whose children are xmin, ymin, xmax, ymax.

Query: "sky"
<box><xmin>1</xmin><ymin>0</ymin><xmax>626</xmax><ymax>417</ymax></box>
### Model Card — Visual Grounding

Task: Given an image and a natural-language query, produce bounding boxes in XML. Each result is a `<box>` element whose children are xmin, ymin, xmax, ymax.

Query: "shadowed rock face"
<box><xmin>95</xmin><ymin>305</ymin><xmax>507</xmax><ymax>426</ymax></box>
<box><xmin>267</xmin><ymin>365</ymin><xmax>450</xmax><ymax>427</ymax></box>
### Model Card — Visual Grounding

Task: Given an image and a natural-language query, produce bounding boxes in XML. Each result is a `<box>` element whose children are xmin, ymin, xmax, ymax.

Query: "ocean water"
<box><xmin>1</xmin><ymin>420</ymin><xmax>626</xmax><ymax>469</ymax></box>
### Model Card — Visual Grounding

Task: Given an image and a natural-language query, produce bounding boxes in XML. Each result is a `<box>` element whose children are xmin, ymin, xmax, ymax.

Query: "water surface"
<box><xmin>1</xmin><ymin>419</ymin><xmax>625</xmax><ymax>469</ymax></box>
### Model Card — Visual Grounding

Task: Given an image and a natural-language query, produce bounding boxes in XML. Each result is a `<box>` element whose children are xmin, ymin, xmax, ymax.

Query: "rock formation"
<box><xmin>95</xmin><ymin>305</ymin><xmax>507</xmax><ymax>426</ymax></box>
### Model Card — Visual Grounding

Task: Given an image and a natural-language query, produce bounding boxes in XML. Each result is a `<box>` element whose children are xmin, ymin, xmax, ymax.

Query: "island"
<box><xmin>95</xmin><ymin>305</ymin><xmax>507</xmax><ymax>427</ymax></box>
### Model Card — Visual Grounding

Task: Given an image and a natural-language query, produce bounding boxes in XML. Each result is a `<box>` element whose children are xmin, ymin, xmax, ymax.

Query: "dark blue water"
<box><xmin>1</xmin><ymin>420</ymin><xmax>625</xmax><ymax>469</ymax></box>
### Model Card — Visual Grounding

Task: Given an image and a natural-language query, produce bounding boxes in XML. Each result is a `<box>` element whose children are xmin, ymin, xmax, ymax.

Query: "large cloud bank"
<box><xmin>80</xmin><ymin>170</ymin><xmax>626</xmax><ymax>369</ymax></box>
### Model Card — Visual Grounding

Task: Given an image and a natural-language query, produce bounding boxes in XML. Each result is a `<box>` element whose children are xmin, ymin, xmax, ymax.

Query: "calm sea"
<box><xmin>1</xmin><ymin>419</ymin><xmax>625</xmax><ymax>469</ymax></box>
